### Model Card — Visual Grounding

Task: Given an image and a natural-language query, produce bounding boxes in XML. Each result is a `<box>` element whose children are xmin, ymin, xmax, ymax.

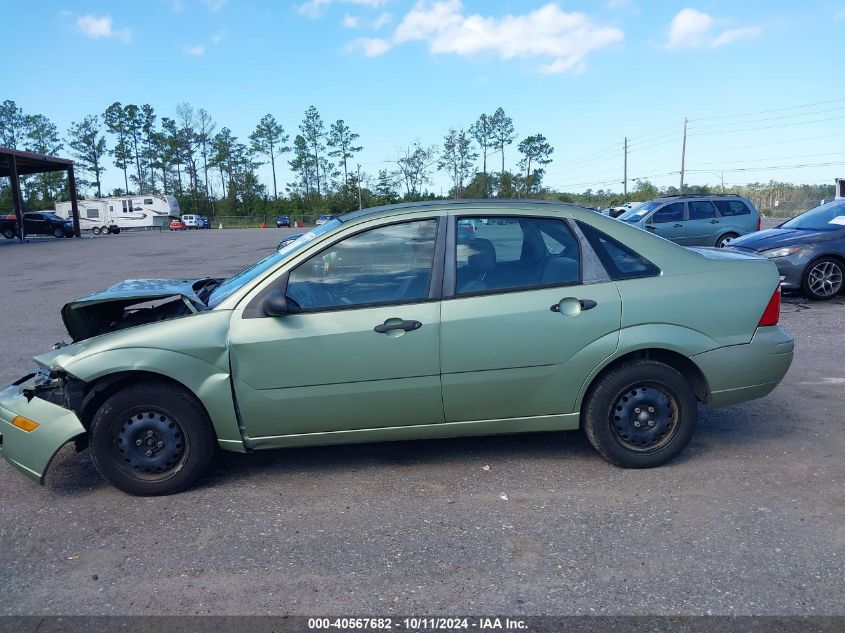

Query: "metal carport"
<box><xmin>0</xmin><ymin>147</ymin><xmax>80</xmax><ymax>241</ymax></box>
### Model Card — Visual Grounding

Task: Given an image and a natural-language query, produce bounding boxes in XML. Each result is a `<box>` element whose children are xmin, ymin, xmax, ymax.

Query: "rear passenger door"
<box><xmin>685</xmin><ymin>200</ymin><xmax>720</xmax><ymax>246</ymax></box>
<box><xmin>647</xmin><ymin>202</ymin><xmax>687</xmax><ymax>244</ymax></box>
<box><xmin>440</xmin><ymin>215</ymin><xmax>622</xmax><ymax>423</ymax></box>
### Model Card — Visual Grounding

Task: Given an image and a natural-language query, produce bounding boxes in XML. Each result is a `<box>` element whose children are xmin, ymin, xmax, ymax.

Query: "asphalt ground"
<box><xmin>0</xmin><ymin>222</ymin><xmax>842</xmax><ymax>616</ymax></box>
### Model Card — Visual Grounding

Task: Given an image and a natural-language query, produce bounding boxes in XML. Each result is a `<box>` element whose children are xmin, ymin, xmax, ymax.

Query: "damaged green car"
<box><xmin>0</xmin><ymin>201</ymin><xmax>794</xmax><ymax>495</ymax></box>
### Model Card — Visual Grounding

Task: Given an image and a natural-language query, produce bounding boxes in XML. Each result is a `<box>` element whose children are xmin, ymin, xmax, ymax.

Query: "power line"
<box><xmin>686</xmin><ymin>161</ymin><xmax>845</xmax><ymax>174</ymax></box>
<box><xmin>688</xmin><ymin>113</ymin><xmax>845</xmax><ymax>135</ymax></box>
<box><xmin>692</xmin><ymin>96</ymin><xmax>845</xmax><ymax>123</ymax></box>
<box><xmin>685</xmin><ymin>131</ymin><xmax>845</xmax><ymax>156</ymax></box>
<box><xmin>690</xmin><ymin>151</ymin><xmax>845</xmax><ymax>168</ymax></box>
<box><xmin>692</xmin><ymin>105</ymin><xmax>845</xmax><ymax>129</ymax></box>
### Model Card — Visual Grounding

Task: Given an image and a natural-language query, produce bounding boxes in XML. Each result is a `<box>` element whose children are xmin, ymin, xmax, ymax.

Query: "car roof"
<box><xmin>337</xmin><ymin>198</ymin><xmax>590</xmax><ymax>224</ymax></box>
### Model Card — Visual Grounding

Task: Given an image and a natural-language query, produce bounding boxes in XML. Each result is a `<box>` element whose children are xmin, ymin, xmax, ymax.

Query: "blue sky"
<box><xmin>2</xmin><ymin>0</ymin><xmax>844</xmax><ymax>196</ymax></box>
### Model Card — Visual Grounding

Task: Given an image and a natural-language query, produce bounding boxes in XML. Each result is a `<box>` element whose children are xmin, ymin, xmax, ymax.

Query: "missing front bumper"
<box><xmin>0</xmin><ymin>373</ymin><xmax>86</xmax><ymax>484</ymax></box>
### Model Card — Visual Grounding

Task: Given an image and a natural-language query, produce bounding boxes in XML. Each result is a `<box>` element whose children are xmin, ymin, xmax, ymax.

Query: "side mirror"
<box><xmin>262</xmin><ymin>290</ymin><xmax>291</xmax><ymax>317</ymax></box>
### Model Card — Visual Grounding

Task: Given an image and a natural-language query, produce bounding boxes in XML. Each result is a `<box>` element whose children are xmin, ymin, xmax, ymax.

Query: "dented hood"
<box><xmin>61</xmin><ymin>278</ymin><xmax>210</xmax><ymax>341</ymax></box>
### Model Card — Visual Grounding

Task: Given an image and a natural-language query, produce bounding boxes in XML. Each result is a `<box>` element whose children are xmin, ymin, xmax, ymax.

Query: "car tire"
<box><xmin>716</xmin><ymin>232</ymin><xmax>739</xmax><ymax>248</ymax></box>
<box><xmin>52</xmin><ymin>227</ymin><xmax>64</xmax><ymax>239</ymax></box>
<box><xmin>583</xmin><ymin>360</ymin><xmax>698</xmax><ymax>468</ymax></box>
<box><xmin>802</xmin><ymin>257</ymin><xmax>844</xmax><ymax>300</ymax></box>
<box><xmin>92</xmin><ymin>226</ymin><xmax>101</xmax><ymax>235</ymax></box>
<box><xmin>89</xmin><ymin>381</ymin><xmax>217</xmax><ymax>496</ymax></box>
<box><xmin>3</xmin><ymin>227</ymin><xmax>17</xmax><ymax>239</ymax></box>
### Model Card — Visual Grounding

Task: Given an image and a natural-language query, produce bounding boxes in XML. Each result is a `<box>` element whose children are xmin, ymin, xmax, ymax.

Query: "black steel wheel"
<box><xmin>89</xmin><ymin>381</ymin><xmax>216</xmax><ymax>495</ymax></box>
<box><xmin>583</xmin><ymin>360</ymin><xmax>698</xmax><ymax>468</ymax></box>
<box><xmin>802</xmin><ymin>257</ymin><xmax>843</xmax><ymax>300</ymax></box>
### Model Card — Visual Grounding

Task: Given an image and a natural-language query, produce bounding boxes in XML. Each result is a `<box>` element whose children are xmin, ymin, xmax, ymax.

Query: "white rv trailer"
<box><xmin>55</xmin><ymin>194</ymin><xmax>180</xmax><ymax>234</ymax></box>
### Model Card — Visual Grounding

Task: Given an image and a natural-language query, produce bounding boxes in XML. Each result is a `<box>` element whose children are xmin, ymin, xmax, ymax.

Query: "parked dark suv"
<box><xmin>618</xmin><ymin>194</ymin><xmax>761</xmax><ymax>247</ymax></box>
<box><xmin>1</xmin><ymin>211</ymin><xmax>75</xmax><ymax>239</ymax></box>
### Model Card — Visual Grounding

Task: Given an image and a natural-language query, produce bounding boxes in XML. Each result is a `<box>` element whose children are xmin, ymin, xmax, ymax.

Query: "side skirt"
<box><xmin>244</xmin><ymin>412</ymin><xmax>581</xmax><ymax>450</ymax></box>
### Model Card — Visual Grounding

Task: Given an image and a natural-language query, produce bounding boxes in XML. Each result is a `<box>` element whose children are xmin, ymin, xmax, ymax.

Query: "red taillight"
<box><xmin>758</xmin><ymin>285</ymin><xmax>781</xmax><ymax>327</ymax></box>
<box><xmin>756</xmin><ymin>215</ymin><xmax>762</xmax><ymax>232</ymax></box>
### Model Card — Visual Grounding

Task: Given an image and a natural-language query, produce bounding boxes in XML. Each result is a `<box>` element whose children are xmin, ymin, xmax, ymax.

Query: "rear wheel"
<box><xmin>3</xmin><ymin>227</ymin><xmax>17</xmax><ymax>239</ymax></box>
<box><xmin>89</xmin><ymin>381</ymin><xmax>216</xmax><ymax>495</ymax></box>
<box><xmin>716</xmin><ymin>232</ymin><xmax>739</xmax><ymax>248</ymax></box>
<box><xmin>583</xmin><ymin>360</ymin><xmax>698</xmax><ymax>468</ymax></box>
<box><xmin>92</xmin><ymin>226</ymin><xmax>101</xmax><ymax>235</ymax></box>
<box><xmin>802</xmin><ymin>257</ymin><xmax>843</xmax><ymax>300</ymax></box>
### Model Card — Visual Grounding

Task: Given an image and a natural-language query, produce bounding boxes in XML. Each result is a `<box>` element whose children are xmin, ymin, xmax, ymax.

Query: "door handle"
<box><xmin>374</xmin><ymin>319</ymin><xmax>422</xmax><ymax>334</ymax></box>
<box><xmin>673</xmin><ymin>223</ymin><xmax>683</xmax><ymax>228</ymax></box>
<box><xmin>709</xmin><ymin>219</ymin><xmax>720</xmax><ymax>224</ymax></box>
<box><xmin>550</xmin><ymin>299</ymin><xmax>597</xmax><ymax>314</ymax></box>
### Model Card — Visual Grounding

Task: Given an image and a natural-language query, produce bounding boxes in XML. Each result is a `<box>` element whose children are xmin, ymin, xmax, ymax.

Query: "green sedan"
<box><xmin>0</xmin><ymin>201</ymin><xmax>794</xmax><ymax>495</ymax></box>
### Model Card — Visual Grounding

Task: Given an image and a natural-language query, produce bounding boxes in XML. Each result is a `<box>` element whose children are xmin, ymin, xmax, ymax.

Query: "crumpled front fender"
<box><xmin>0</xmin><ymin>377</ymin><xmax>85</xmax><ymax>484</ymax></box>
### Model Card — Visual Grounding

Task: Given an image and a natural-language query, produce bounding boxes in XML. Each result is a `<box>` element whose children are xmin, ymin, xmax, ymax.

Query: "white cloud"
<box><xmin>298</xmin><ymin>0</ymin><xmax>387</xmax><ymax>19</ymax></box>
<box><xmin>666</xmin><ymin>8</ymin><xmax>760</xmax><ymax>50</ymax></box>
<box><xmin>711</xmin><ymin>26</ymin><xmax>761</xmax><ymax>47</ymax></box>
<box><xmin>667</xmin><ymin>8</ymin><xmax>712</xmax><ymax>49</ymax></box>
<box><xmin>350</xmin><ymin>1</ymin><xmax>623</xmax><ymax>74</ymax></box>
<box><xmin>201</xmin><ymin>0</ymin><xmax>229</xmax><ymax>12</ymax></box>
<box><xmin>186</xmin><ymin>44</ymin><xmax>206</xmax><ymax>56</ymax></box>
<box><xmin>74</xmin><ymin>14</ymin><xmax>132</xmax><ymax>43</ymax></box>
<box><xmin>347</xmin><ymin>37</ymin><xmax>391</xmax><ymax>57</ymax></box>
<box><xmin>372</xmin><ymin>11</ymin><xmax>392</xmax><ymax>29</ymax></box>
<box><xmin>342</xmin><ymin>13</ymin><xmax>360</xmax><ymax>28</ymax></box>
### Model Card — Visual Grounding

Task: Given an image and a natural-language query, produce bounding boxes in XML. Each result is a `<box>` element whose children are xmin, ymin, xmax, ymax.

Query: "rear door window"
<box><xmin>454</xmin><ymin>216</ymin><xmax>581</xmax><ymax>295</ymax></box>
<box><xmin>688</xmin><ymin>200</ymin><xmax>717</xmax><ymax>220</ymax></box>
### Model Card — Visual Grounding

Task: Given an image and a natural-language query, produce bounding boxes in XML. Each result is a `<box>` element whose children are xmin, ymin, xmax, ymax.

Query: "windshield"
<box><xmin>619</xmin><ymin>200</ymin><xmax>660</xmax><ymax>222</ymax></box>
<box><xmin>781</xmin><ymin>200</ymin><xmax>845</xmax><ymax>231</ymax></box>
<box><xmin>207</xmin><ymin>219</ymin><xmax>342</xmax><ymax>307</ymax></box>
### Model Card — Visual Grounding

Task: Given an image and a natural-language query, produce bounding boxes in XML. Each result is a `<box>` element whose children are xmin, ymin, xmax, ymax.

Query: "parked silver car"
<box><xmin>618</xmin><ymin>194</ymin><xmax>761</xmax><ymax>247</ymax></box>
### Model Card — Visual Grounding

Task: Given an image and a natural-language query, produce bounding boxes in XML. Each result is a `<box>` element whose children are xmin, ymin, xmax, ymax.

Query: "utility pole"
<box><xmin>721</xmin><ymin>171</ymin><xmax>724</xmax><ymax>192</ymax></box>
<box><xmin>679</xmin><ymin>117</ymin><xmax>688</xmax><ymax>193</ymax></box>
<box><xmin>357</xmin><ymin>163</ymin><xmax>363</xmax><ymax>210</ymax></box>
<box><xmin>623</xmin><ymin>136</ymin><xmax>628</xmax><ymax>197</ymax></box>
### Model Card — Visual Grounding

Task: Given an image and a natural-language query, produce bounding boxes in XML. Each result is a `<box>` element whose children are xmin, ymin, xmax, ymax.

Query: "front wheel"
<box><xmin>89</xmin><ymin>381</ymin><xmax>217</xmax><ymax>495</ymax></box>
<box><xmin>716</xmin><ymin>232</ymin><xmax>739</xmax><ymax>248</ymax></box>
<box><xmin>802</xmin><ymin>257</ymin><xmax>844</xmax><ymax>300</ymax></box>
<box><xmin>583</xmin><ymin>360</ymin><xmax>698</xmax><ymax>468</ymax></box>
<box><xmin>92</xmin><ymin>226</ymin><xmax>101</xmax><ymax>235</ymax></box>
<box><xmin>52</xmin><ymin>227</ymin><xmax>64</xmax><ymax>239</ymax></box>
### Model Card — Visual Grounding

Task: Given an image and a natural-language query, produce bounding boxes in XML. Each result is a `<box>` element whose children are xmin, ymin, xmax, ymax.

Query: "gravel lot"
<box><xmin>0</xmin><ymin>225</ymin><xmax>842</xmax><ymax>616</ymax></box>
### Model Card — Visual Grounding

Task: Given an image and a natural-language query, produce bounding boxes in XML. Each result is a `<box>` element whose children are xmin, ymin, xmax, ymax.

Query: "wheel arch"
<box><xmin>577</xmin><ymin>348</ymin><xmax>710</xmax><ymax>416</ymax></box>
<box><xmin>56</xmin><ymin>347</ymin><xmax>244</xmax><ymax>447</ymax></box>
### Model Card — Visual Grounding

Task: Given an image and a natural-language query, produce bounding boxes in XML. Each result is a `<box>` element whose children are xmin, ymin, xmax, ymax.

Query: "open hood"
<box><xmin>61</xmin><ymin>278</ymin><xmax>215</xmax><ymax>342</ymax></box>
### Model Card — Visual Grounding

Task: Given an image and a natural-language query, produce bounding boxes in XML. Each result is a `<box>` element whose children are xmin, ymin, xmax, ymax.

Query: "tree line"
<box><xmin>0</xmin><ymin>99</ymin><xmax>557</xmax><ymax>216</ymax></box>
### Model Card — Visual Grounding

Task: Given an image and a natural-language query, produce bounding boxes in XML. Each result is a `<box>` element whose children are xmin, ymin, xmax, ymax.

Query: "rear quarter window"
<box><xmin>576</xmin><ymin>221</ymin><xmax>661</xmax><ymax>280</ymax></box>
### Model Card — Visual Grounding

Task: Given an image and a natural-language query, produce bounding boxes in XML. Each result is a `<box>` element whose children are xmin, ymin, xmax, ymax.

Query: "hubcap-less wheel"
<box><xmin>807</xmin><ymin>261</ymin><xmax>843</xmax><ymax>298</ymax></box>
<box><xmin>114</xmin><ymin>410</ymin><xmax>189</xmax><ymax>479</ymax></box>
<box><xmin>610</xmin><ymin>382</ymin><xmax>680</xmax><ymax>452</ymax></box>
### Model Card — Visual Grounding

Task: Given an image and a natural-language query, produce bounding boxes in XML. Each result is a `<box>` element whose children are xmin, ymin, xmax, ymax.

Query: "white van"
<box><xmin>181</xmin><ymin>214</ymin><xmax>200</xmax><ymax>229</ymax></box>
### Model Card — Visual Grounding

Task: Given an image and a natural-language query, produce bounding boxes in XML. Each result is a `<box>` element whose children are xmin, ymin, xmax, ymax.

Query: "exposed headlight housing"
<box><xmin>763</xmin><ymin>246</ymin><xmax>801</xmax><ymax>258</ymax></box>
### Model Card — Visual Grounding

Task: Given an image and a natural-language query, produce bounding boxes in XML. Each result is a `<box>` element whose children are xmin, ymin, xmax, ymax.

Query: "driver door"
<box><xmin>228</xmin><ymin>218</ymin><xmax>445</xmax><ymax>443</ymax></box>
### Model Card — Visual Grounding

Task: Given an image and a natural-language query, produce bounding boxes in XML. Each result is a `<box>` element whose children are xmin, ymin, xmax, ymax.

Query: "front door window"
<box><xmin>287</xmin><ymin>220</ymin><xmax>438</xmax><ymax>310</ymax></box>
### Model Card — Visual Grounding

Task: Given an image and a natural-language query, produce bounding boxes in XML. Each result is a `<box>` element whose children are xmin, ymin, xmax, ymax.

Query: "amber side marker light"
<box><xmin>11</xmin><ymin>416</ymin><xmax>39</xmax><ymax>432</ymax></box>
